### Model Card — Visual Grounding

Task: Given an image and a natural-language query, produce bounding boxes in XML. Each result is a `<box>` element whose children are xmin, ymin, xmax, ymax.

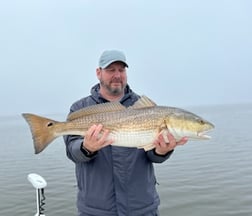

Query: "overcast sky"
<box><xmin>0</xmin><ymin>0</ymin><xmax>251</xmax><ymax>116</ymax></box>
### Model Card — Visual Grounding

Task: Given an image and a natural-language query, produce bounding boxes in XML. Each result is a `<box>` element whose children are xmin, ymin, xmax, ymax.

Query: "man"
<box><xmin>64</xmin><ymin>50</ymin><xmax>188</xmax><ymax>216</ymax></box>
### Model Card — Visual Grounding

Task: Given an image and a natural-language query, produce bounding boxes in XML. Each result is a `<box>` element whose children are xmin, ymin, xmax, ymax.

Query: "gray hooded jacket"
<box><xmin>64</xmin><ymin>84</ymin><xmax>174</xmax><ymax>216</ymax></box>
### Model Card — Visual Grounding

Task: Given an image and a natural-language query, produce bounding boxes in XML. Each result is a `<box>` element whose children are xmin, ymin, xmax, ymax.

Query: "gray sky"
<box><xmin>0</xmin><ymin>0</ymin><xmax>251</xmax><ymax>116</ymax></box>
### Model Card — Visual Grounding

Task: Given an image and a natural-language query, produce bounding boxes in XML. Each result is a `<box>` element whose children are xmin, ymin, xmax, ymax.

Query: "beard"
<box><xmin>100</xmin><ymin>79</ymin><xmax>126</xmax><ymax>96</ymax></box>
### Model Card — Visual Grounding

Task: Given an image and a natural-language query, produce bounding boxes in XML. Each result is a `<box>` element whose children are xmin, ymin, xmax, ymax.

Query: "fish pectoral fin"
<box><xmin>138</xmin><ymin>143</ymin><xmax>156</xmax><ymax>151</ymax></box>
<box><xmin>158</xmin><ymin>129</ymin><xmax>170</xmax><ymax>143</ymax></box>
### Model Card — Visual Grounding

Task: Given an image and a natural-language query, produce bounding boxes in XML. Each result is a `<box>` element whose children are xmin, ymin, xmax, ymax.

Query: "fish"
<box><xmin>22</xmin><ymin>96</ymin><xmax>214</xmax><ymax>154</ymax></box>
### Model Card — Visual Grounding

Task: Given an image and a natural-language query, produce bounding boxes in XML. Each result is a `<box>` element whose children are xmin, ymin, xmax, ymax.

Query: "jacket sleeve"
<box><xmin>63</xmin><ymin>100</ymin><xmax>97</xmax><ymax>163</ymax></box>
<box><xmin>146</xmin><ymin>149</ymin><xmax>174</xmax><ymax>163</ymax></box>
<box><xmin>64</xmin><ymin>135</ymin><xmax>97</xmax><ymax>163</ymax></box>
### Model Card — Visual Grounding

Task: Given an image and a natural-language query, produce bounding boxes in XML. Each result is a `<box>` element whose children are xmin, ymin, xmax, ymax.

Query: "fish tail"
<box><xmin>22</xmin><ymin>113</ymin><xmax>59</xmax><ymax>154</ymax></box>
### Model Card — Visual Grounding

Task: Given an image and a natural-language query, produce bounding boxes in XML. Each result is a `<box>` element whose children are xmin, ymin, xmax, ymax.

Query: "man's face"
<box><xmin>97</xmin><ymin>61</ymin><xmax>127</xmax><ymax>96</ymax></box>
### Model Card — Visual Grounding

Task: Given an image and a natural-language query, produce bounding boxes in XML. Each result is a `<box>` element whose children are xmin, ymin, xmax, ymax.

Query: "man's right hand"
<box><xmin>82</xmin><ymin>124</ymin><xmax>114</xmax><ymax>153</ymax></box>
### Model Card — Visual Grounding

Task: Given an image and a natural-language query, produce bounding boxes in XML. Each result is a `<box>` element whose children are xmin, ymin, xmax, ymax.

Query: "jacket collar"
<box><xmin>90</xmin><ymin>83</ymin><xmax>134</xmax><ymax>104</ymax></box>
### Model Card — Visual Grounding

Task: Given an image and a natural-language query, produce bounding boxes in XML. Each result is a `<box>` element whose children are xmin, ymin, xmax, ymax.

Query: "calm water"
<box><xmin>0</xmin><ymin>104</ymin><xmax>252</xmax><ymax>216</ymax></box>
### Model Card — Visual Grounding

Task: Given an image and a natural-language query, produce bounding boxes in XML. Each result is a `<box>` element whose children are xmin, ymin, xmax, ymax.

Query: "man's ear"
<box><xmin>96</xmin><ymin>67</ymin><xmax>102</xmax><ymax>79</ymax></box>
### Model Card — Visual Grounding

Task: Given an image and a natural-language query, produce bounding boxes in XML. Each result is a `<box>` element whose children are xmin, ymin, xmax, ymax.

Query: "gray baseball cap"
<box><xmin>99</xmin><ymin>50</ymin><xmax>128</xmax><ymax>69</ymax></box>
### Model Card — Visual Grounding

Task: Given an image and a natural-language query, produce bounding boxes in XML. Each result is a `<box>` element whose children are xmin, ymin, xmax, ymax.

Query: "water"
<box><xmin>0</xmin><ymin>104</ymin><xmax>252</xmax><ymax>216</ymax></box>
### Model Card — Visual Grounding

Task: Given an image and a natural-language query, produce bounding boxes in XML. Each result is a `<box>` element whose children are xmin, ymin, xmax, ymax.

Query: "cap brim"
<box><xmin>101</xmin><ymin>60</ymin><xmax>128</xmax><ymax>69</ymax></box>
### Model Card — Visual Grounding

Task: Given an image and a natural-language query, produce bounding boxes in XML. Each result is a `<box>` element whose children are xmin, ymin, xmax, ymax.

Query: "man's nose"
<box><xmin>113</xmin><ymin>70</ymin><xmax>121</xmax><ymax>77</ymax></box>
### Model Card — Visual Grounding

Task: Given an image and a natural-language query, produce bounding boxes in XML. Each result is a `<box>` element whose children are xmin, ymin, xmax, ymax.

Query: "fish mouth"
<box><xmin>197</xmin><ymin>130</ymin><xmax>213</xmax><ymax>139</ymax></box>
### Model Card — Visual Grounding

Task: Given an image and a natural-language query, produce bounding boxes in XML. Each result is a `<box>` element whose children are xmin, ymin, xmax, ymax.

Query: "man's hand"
<box><xmin>154</xmin><ymin>131</ymin><xmax>188</xmax><ymax>155</ymax></box>
<box><xmin>82</xmin><ymin>124</ymin><xmax>114</xmax><ymax>153</ymax></box>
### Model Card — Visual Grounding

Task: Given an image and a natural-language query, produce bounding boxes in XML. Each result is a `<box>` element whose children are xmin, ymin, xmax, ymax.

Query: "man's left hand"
<box><xmin>154</xmin><ymin>132</ymin><xmax>188</xmax><ymax>155</ymax></box>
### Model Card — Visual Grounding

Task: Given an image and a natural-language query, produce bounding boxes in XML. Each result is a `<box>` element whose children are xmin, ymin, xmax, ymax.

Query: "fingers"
<box><xmin>84</xmin><ymin>124</ymin><xmax>113</xmax><ymax>152</ymax></box>
<box><xmin>92</xmin><ymin>124</ymin><xmax>103</xmax><ymax>138</ymax></box>
<box><xmin>86</xmin><ymin>124</ymin><xmax>102</xmax><ymax>140</ymax></box>
<box><xmin>177</xmin><ymin>137</ymin><xmax>188</xmax><ymax>145</ymax></box>
<box><xmin>99</xmin><ymin>128</ymin><xmax>114</xmax><ymax>147</ymax></box>
<box><xmin>154</xmin><ymin>131</ymin><xmax>188</xmax><ymax>155</ymax></box>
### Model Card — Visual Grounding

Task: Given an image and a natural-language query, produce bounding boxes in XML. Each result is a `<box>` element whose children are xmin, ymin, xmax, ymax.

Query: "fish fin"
<box><xmin>138</xmin><ymin>143</ymin><xmax>156</xmax><ymax>151</ymax></box>
<box><xmin>130</xmin><ymin>95</ymin><xmax>157</xmax><ymax>110</ymax></box>
<box><xmin>22</xmin><ymin>113</ymin><xmax>58</xmax><ymax>154</ymax></box>
<box><xmin>67</xmin><ymin>102</ymin><xmax>126</xmax><ymax>121</ymax></box>
<box><xmin>159</xmin><ymin>129</ymin><xmax>170</xmax><ymax>143</ymax></box>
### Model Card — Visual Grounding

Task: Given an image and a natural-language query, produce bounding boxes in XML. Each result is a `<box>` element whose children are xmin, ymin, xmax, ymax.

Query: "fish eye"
<box><xmin>198</xmin><ymin>119</ymin><xmax>205</xmax><ymax>125</ymax></box>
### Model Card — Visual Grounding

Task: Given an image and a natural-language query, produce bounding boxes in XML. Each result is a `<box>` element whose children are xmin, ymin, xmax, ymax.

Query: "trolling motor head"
<box><xmin>27</xmin><ymin>173</ymin><xmax>47</xmax><ymax>216</ymax></box>
<box><xmin>28</xmin><ymin>173</ymin><xmax>47</xmax><ymax>189</ymax></box>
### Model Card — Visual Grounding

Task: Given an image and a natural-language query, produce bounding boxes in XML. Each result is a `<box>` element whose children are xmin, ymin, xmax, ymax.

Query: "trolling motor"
<box><xmin>27</xmin><ymin>173</ymin><xmax>47</xmax><ymax>216</ymax></box>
